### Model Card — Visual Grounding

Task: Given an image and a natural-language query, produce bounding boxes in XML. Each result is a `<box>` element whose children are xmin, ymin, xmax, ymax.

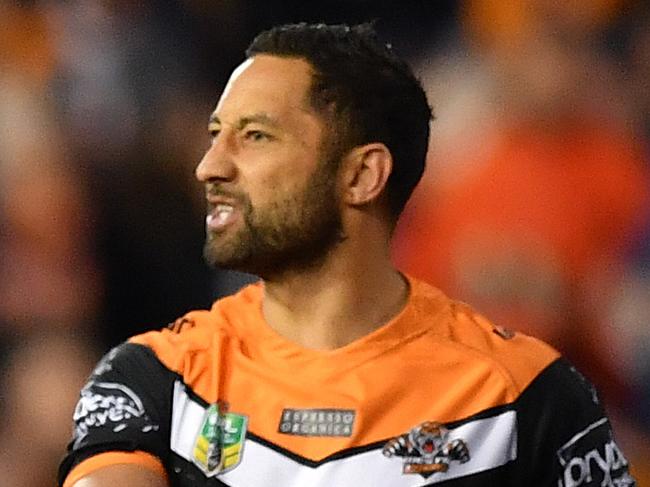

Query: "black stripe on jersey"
<box><xmin>246</xmin><ymin>432</ymin><xmax>387</xmax><ymax>467</ymax></box>
<box><xmin>236</xmin><ymin>358</ymin><xmax>576</xmax><ymax>470</ymax></box>
<box><xmin>244</xmin><ymin>404</ymin><xmax>519</xmax><ymax>468</ymax></box>
<box><xmin>169</xmin><ymin>450</ymin><xmax>231</xmax><ymax>487</ymax></box>
<box><xmin>160</xmin><ymin>347</ymin><xmax>551</xmax><ymax>471</ymax></box>
<box><xmin>175</xmin><ymin>375</ymin><xmax>211</xmax><ymax>408</ymax></box>
<box><xmin>444</xmin><ymin>401</ymin><xmax>515</xmax><ymax>429</ymax></box>
<box><xmin>419</xmin><ymin>462</ymin><xmax>512</xmax><ymax>487</ymax></box>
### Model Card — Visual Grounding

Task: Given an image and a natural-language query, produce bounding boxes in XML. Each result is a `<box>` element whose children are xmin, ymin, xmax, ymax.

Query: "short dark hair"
<box><xmin>246</xmin><ymin>22</ymin><xmax>432</xmax><ymax>220</ymax></box>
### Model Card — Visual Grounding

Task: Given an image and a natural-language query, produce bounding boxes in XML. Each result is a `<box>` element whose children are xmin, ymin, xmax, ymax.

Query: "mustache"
<box><xmin>205</xmin><ymin>184</ymin><xmax>247</xmax><ymax>201</ymax></box>
<box><xmin>204</xmin><ymin>185</ymin><xmax>252</xmax><ymax>214</ymax></box>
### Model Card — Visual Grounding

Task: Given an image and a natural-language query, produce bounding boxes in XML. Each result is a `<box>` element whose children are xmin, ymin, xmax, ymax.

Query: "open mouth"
<box><xmin>206</xmin><ymin>203</ymin><xmax>238</xmax><ymax>231</ymax></box>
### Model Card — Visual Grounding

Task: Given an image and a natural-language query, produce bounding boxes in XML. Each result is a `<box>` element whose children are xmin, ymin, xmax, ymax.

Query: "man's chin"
<box><xmin>203</xmin><ymin>241</ymin><xmax>248</xmax><ymax>271</ymax></box>
<box><xmin>203</xmin><ymin>247</ymin><xmax>281</xmax><ymax>279</ymax></box>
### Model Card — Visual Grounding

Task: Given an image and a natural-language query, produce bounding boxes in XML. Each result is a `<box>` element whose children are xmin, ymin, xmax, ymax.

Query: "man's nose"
<box><xmin>195</xmin><ymin>132</ymin><xmax>237</xmax><ymax>183</ymax></box>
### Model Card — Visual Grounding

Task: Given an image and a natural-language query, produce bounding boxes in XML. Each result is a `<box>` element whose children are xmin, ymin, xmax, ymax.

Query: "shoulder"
<box><xmin>448</xmin><ymin>298</ymin><xmax>560</xmax><ymax>391</ymax></box>
<box><xmin>127</xmin><ymin>282</ymin><xmax>263</xmax><ymax>374</ymax></box>
<box><xmin>408</xmin><ymin>276</ymin><xmax>561</xmax><ymax>395</ymax></box>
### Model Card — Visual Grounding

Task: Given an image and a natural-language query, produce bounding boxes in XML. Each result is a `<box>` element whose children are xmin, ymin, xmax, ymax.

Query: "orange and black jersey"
<box><xmin>59</xmin><ymin>276</ymin><xmax>635</xmax><ymax>486</ymax></box>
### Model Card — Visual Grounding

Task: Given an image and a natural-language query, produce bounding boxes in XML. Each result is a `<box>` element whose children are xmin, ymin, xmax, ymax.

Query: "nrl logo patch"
<box><xmin>383</xmin><ymin>421</ymin><xmax>470</xmax><ymax>478</ymax></box>
<box><xmin>192</xmin><ymin>401</ymin><xmax>247</xmax><ymax>477</ymax></box>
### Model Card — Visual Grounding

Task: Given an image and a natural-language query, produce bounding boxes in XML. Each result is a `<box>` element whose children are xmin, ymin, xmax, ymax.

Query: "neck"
<box><xmin>260</xmin><ymin>228</ymin><xmax>408</xmax><ymax>350</ymax></box>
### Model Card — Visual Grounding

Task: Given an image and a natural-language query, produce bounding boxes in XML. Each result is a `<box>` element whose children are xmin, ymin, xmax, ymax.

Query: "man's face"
<box><xmin>196</xmin><ymin>55</ymin><xmax>343</xmax><ymax>277</ymax></box>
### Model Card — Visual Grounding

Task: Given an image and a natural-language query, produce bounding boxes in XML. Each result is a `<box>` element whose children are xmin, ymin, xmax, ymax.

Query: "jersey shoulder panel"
<box><xmin>129</xmin><ymin>309</ymin><xmax>218</xmax><ymax>376</ymax></box>
<box><xmin>448</xmin><ymin>299</ymin><xmax>560</xmax><ymax>394</ymax></box>
<box><xmin>408</xmin><ymin>276</ymin><xmax>560</xmax><ymax>396</ymax></box>
<box><xmin>128</xmin><ymin>283</ymin><xmax>264</xmax><ymax>403</ymax></box>
<box><xmin>130</xmin><ymin>283</ymin><xmax>263</xmax><ymax>364</ymax></box>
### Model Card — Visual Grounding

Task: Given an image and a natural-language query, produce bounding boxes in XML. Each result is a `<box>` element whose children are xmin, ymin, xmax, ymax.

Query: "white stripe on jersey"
<box><xmin>171</xmin><ymin>381</ymin><xmax>207</xmax><ymax>461</ymax></box>
<box><xmin>171</xmin><ymin>380</ymin><xmax>517</xmax><ymax>486</ymax></box>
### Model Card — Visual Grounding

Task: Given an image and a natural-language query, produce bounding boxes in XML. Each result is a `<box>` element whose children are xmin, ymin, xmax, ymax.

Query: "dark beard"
<box><xmin>203</xmin><ymin>158</ymin><xmax>343</xmax><ymax>279</ymax></box>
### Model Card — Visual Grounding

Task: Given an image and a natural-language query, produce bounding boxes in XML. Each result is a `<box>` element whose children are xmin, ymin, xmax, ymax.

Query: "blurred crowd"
<box><xmin>0</xmin><ymin>1</ymin><xmax>648</xmax><ymax>485</ymax></box>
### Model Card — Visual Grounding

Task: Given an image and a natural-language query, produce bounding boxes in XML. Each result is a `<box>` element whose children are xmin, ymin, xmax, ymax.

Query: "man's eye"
<box><xmin>209</xmin><ymin>128</ymin><xmax>221</xmax><ymax>139</ymax></box>
<box><xmin>244</xmin><ymin>130</ymin><xmax>270</xmax><ymax>142</ymax></box>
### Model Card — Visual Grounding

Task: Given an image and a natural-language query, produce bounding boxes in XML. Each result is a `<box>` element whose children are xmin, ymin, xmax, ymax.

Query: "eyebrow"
<box><xmin>208</xmin><ymin>112</ymin><xmax>281</xmax><ymax>130</ymax></box>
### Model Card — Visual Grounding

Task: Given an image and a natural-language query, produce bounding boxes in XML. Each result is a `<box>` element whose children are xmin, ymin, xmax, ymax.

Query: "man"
<box><xmin>59</xmin><ymin>23</ymin><xmax>635</xmax><ymax>487</ymax></box>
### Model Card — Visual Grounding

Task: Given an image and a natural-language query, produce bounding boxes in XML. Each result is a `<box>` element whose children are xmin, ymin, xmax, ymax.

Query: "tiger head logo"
<box><xmin>383</xmin><ymin>421</ymin><xmax>470</xmax><ymax>478</ymax></box>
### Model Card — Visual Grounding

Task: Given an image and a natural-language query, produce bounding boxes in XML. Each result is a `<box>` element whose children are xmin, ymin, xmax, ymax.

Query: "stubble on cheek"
<box><xmin>202</xmin><ymin>196</ymin><xmax>254</xmax><ymax>269</ymax></box>
<box><xmin>202</xmin><ymin>157</ymin><xmax>342</xmax><ymax>275</ymax></box>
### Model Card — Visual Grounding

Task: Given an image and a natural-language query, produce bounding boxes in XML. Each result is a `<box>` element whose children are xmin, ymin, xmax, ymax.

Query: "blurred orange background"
<box><xmin>1</xmin><ymin>1</ymin><xmax>648</xmax><ymax>484</ymax></box>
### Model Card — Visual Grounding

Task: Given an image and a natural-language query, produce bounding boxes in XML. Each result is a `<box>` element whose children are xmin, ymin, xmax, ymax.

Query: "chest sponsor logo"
<box><xmin>73</xmin><ymin>381</ymin><xmax>159</xmax><ymax>443</ymax></box>
<box><xmin>193</xmin><ymin>401</ymin><xmax>247</xmax><ymax>476</ymax></box>
<box><xmin>383</xmin><ymin>421</ymin><xmax>470</xmax><ymax>479</ymax></box>
<box><xmin>557</xmin><ymin>418</ymin><xmax>635</xmax><ymax>487</ymax></box>
<box><xmin>278</xmin><ymin>408</ymin><xmax>356</xmax><ymax>437</ymax></box>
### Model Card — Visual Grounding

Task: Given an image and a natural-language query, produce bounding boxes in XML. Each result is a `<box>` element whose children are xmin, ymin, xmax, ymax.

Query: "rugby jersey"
<box><xmin>59</xmin><ymin>276</ymin><xmax>635</xmax><ymax>486</ymax></box>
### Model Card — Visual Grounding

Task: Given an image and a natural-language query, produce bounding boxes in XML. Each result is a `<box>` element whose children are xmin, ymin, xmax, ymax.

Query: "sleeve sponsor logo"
<box><xmin>278</xmin><ymin>408</ymin><xmax>356</xmax><ymax>437</ymax></box>
<box><xmin>73</xmin><ymin>381</ymin><xmax>159</xmax><ymax>443</ymax></box>
<box><xmin>91</xmin><ymin>347</ymin><xmax>120</xmax><ymax>377</ymax></box>
<box><xmin>383</xmin><ymin>421</ymin><xmax>470</xmax><ymax>479</ymax></box>
<box><xmin>557</xmin><ymin>418</ymin><xmax>636</xmax><ymax>487</ymax></box>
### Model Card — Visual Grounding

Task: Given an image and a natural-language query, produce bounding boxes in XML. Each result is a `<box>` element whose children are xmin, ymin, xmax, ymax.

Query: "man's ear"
<box><xmin>341</xmin><ymin>143</ymin><xmax>393</xmax><ymax>207</ymax></box>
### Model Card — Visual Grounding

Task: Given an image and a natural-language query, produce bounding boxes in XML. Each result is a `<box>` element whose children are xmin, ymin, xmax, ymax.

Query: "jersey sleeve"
<box><xmin>514</xmin><ymin>357</ymin><xmax>636</xmax><ymax>486</ymax></box>
<box><xmin>58</xmin><ymin>342</ymin><xmax>176</xmax><ymax>486</ymax></box>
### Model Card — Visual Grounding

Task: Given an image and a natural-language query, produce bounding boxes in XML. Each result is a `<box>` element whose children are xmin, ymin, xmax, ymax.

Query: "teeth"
<box><xmin>216</xmin><ymin>204</ymin><xmax>233</xmax><ymax>213</ymax></box>
<box><xmin>207</xmin><ymin>203</ymin><xmax>234</xmax><ymax>227</ymax></box>
<box><xmin>216</xmin><ymin>204</ymin><xmax>233</xmax><ymax>221</ymax></box>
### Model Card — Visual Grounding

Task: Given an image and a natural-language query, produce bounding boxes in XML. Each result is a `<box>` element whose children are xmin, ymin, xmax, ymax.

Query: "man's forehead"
<box><xmin>213</xmin><ymin>55</ymin><xmax>315</xmax><ymax>120</ymax></box>
<box><xmin>230</xmin><ymin>54</ymin><xmax>314</xmax><ymax>84</ymax></box>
